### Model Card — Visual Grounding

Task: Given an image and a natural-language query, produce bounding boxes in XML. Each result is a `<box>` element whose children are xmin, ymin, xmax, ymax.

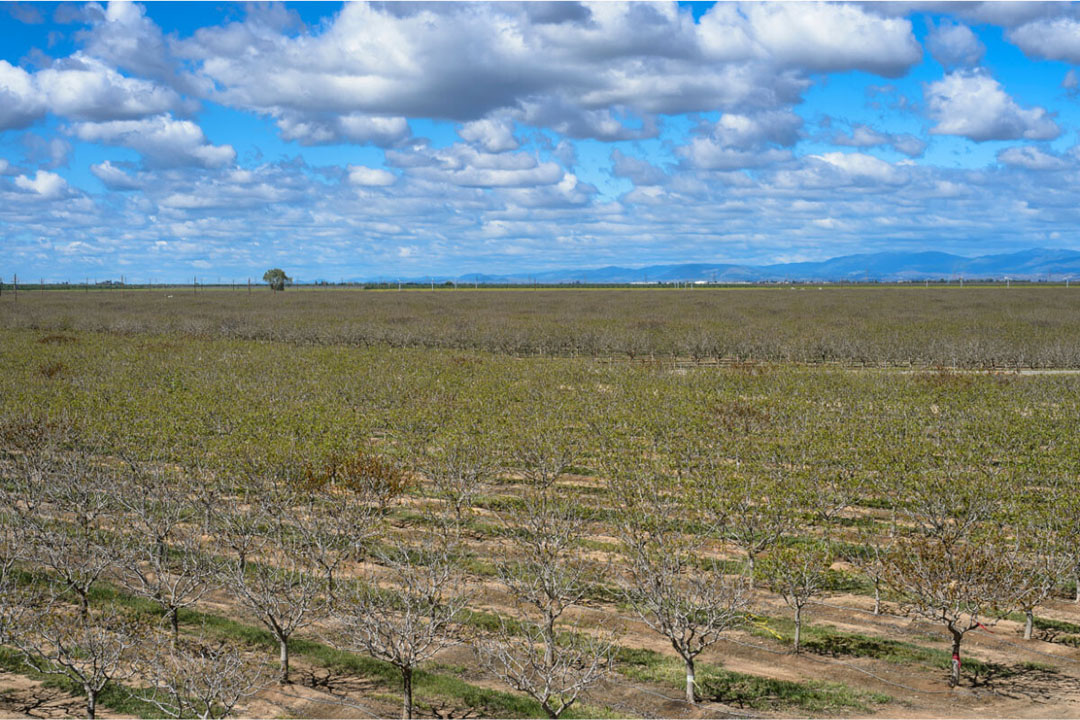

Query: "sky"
<box><xmin>3</xmin><ymin>1</ymin><xmax>1080</xmax><ymax>282</ymax></box>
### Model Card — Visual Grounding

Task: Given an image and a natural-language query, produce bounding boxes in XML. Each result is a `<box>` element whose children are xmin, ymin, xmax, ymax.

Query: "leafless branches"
<box><xmin>327</xmin><ymin>537</ymin><xmax>468</xmax><ymax>719</ymax></box>
<box><xmin>136</xmin><ymin>631</ymin><xmax>271</xmax><ymax>719</ymax></box>
<box><xmin>478</xmin><ymin>482</ymin><xmax>614</xmax><ymax>718</ymax></box>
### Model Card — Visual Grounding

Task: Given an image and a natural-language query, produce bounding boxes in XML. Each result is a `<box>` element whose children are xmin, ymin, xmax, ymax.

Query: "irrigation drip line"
<box><xmin>809</xmin><ymin>598</ymin><xmax>891</xmax><ymax>617</ymax></box>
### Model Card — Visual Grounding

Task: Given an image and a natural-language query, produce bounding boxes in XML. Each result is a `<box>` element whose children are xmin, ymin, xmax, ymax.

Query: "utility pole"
<box><xmin>194</xmin><ymin>275</ymin><xmax>197</xmax><ymax>294</ymax></box>
<box><xmin>248</xmin><ymin>277</ymin><xmax>251</xmax><ymax>294</ymax></box>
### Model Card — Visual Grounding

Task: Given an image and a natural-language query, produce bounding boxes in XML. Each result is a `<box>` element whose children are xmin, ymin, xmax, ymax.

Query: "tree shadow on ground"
<box><xmin>969</xmin><ymin>661</ymin><xmax>1080</xmax><ymax>702</ymax></box>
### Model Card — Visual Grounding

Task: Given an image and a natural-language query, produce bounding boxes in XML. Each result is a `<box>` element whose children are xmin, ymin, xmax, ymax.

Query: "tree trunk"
<box><xmin>279</xmin><ymin>637</ymin><xmax>290</xmax><ymax>685</ymax></box>
<box><xmin>793</xmin><ymin>604</ymin><xmax>802</xmax><ymax>654</ymax></box>
<box><xmin>684</xmin><ymin>656</ymin><xmax>696</xmax><ymax>704</ymax></box>
<box><xmin>169</xmin><ymin>606</ymin><xmax>180</xmax><ymax>639</ymax></box>
<box><xmin>1024</xmin><ymin>610</ymin><xmax>1034</xmax><ymax>641</ymax></box>
<box><xmin>873</xmin><ymin>581</ymin><xmax>881</xmax><ymax>616</ymax></box>
<box><xmin>1075</xmin><ymin>572</ymin><xmax>1079</xmax><ymax>604</ymax></box>
<box><xmin>544</xmin><ymin>612</ymin><xmax>556</xmax><ymax>668</ymax></box>
<box><xmin>401</xmin><ymin>666</ymin><xmax>413</xmax><ymax>720</ymax></box>
<box><xmin>86</xmin><ymin>687</ymin><xmax>96</xmax><ymax>720</ymax></box>
<box><xmin>949</xmin><ymin>630</ymin><xmax>962</xmax><ymax>688</ymax></box>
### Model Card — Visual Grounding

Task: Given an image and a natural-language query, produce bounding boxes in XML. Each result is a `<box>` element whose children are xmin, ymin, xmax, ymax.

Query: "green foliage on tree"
<box><xmin>262</xmin><ymin>268</ymin><xmax>291</xmax><ymax>292</ymax></box>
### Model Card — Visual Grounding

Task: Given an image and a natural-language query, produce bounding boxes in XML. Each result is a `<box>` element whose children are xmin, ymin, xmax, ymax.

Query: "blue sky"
<box><xmin>3</xmin><ymin>1</ymin><xmax>1080</xmax><ymax>282</ymax></box>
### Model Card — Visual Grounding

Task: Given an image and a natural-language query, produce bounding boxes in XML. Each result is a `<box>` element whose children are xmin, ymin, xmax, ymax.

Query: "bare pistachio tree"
<box><xmin>225</xmin><ymin>530</ymin><xmax>328</xmax><ymax>684</ymax></box>
<box><xmin>293</xmin><ymin>451</ymin><xmax>403</xmax><ymax>596</ymax></box>
<box><xmin>756</xmin><ymin>542</ymin><xmax>833</xmax><ymax>653</ymax></box>
<box><xmin>115</xmin><ymin>459</ymin><xmax>194</xmax><ymax>565</ymax></box>
<box><xmin>327</xmin><ymin>538</ymin><xmax>468</xmax><ymax>719</ymax></box>
<box><xmin>14</xmin><ymin>452</ymin><xmax>117</xmax><ymax>617</ymax></box>
<box><xmin>13</xmin><ymin>603</ymin><xmax>141</xmax><ymax>719</ymax></box>
<box><xmin>721</xmin><ymin>473</ymin><xmax>797</xmax><ymax>572</ymax></box>
<box><xmin>899</xmin><ymin>468</ymin><xmax>1001</xmax><ymax>551</ymax></box>
<box><xmin>117</xmin><ymin>529</ymin><xmax>215</xmax><ymax>639</ymax></box>
<box><xmin>510</xmin><ymin>420</ymin><xmax>582</xmax><ymax>490</ymax></box>
<box><xmin>1044</xmin><ymin>478</ymin><xmax>1080</xmax><ymax>604</ymax></box>
<box><xmin>137</xmin><ymin>631</ymin><xmax>272</xmax><ymax>719</ymax></box>
<box><xmin>1008</xmin><ymin>516</ymin><xmax>1069</xmax><ymax>641</ymax></box>
<box><xmin>0</xmin><ymin>501</ymin><xmax>31</xmax><ymax>645</ymax></box>
<box><xmin>410</xmin><ymin>428</ymin><xmax>499</xmax><ymax>529</ymax></box>
<box><xmin>806</xmin><ymin>468</ymin><xmax>866</xmax><ymax>533</ymax></box>
<box><xmin>478</xmin><ymin>484</ymin><xmax>615</xmax><ymax>718</ymax></box>
<box><xmin>213</xmin><ymin>498</ymin><xmax>267</xmax><ymax>576</ymax></box>
<box><xmin>840</xmin><ymin>525</ymin><xmax>895</xmax><ymax>616</ymax></box>
<box><xmin>612</xmin><ymin>462</ymin><xmax>750</xmax><ymax>704</ymax></box>
<box><xmin>882</xmin><ymin>534</ymin><xmax>1021</xmax><ymax>687</ymax></box>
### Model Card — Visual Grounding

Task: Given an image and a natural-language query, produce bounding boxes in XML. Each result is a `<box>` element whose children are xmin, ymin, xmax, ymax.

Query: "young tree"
<box><xmin>137</xmin><ymin>631</ymin><xmax>271</xmax><ymax>719</ymax></box>
<box><xmin>756</xmin><ymin>542</ymin><xmax>833</xmax><ymax>653</ymax></box>
<box><xmin>224</xmin><ymin>533</ymin><xmax>328</xmax><ymax>684</ymax></box>
<box><xmin>840</xmin><ymin>525</ymin><xmax>895</xmax><ymax>616</ymax></box>
<box><xmin>882</xmin><ymin>534</ymin><xmax>1022</xmax><ymax>687</ymax></box>
<box><xmin>1008</xmin><ymin>516</ymin><xmax>1069</xmax><ymax>641</ymax></box>
<box><xmin>612</xmin><ymin>461</ymin><xmax>750</xmax><ymax>704</ymax></box>
<box><xmin>720</xmin><ymin>473</ymin><xmax>797</xmax><ymax>572</ymax></box>
<box><xmin>263</xmin><ymin>268</ymin><xmax>291</xmax><ymax>291</ymax></box>
<box><xmin>0</xmin><ymin>501</ymin><xmax>30</xmax><ymax>645</ymax></box>
<box><xmin>117</xmin><ymin>529</ymin><xmax>215</xmax><ymax>639</ymax></box>
<box><xmin>294</xmin><ymin>451</ymin><xmax>403</xmax><ymax>596</ymax></box>
<box><xmin>327</xmin><ymin>540</ymin><xmax>468</xmax><ymax>719</ymax></box>
<box><xmin>14</xmin><ymin>452</ymin><xmax>117</xmax><ymax>617</ymax></box>
<box><xmin>13</xmin><ymin>603</ymin><xmax>141</xmax><ymax>719</ymax></box>
<box><xmin>478</xmin><ymin>484</ymin><xmax>614</xmax><ymax>718</ymax></box>
<box><xmin>1044</xmin><ymin>478</ymin><xmax>1080</xmax><ymax>604</ymax></box>
<box><xmin>410</xmin><ymin>428</ymin><xmax>498</xmax><ymax>530</ymax></box>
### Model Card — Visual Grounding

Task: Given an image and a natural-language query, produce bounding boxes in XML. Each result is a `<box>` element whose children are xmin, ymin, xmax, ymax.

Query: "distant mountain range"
<box><xmin>356</xmin><ymin>248</ymin><xmax>1080</xmax><ymax>284</ymax></box>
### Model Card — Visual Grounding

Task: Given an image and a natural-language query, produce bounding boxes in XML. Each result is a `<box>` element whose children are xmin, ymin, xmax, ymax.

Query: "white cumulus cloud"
<box><xmin>0</xmin><ymin>60</ymin><xmax>45</xmax><ymax>130</ymax></box>
<box><xmin>72</xmin><ymin>114</ymin><xmax>236</xmax><ymax>168</ymax></box>
<box><xmin>926</xmin><ymin>71</ymin><xmax>1060</xmax><ymax>142</ymax></box>
<box><xmin>14</xmin><ymin>170</ymin><xmax>68</xmax><ymax>199</ymax></box>
<box><xmin>90</xmin><ymin>160</ymin><xmax>143</xmax><ymax>189</ymax></box>
<box><xmin>738</xmin><ymin>2</ymin><xmax>922</xmax><ymax>77</ymax></box>
<box><xmin>1008</xmin><ymin>17</ymin><xmax>1080</xmax><ymax>64</ymax></box>
<box><xmin>348</xmin><ymin>166</ymin><xmax>397</xmax><ymax>187</ymax></box>
<box><xmin>997</xmin><ymin>146</ymin><xmax>1067</xmax><ymax>171</ymax></box>
<box><xmin>927</xmin><ymin>21</ymin><xmax>985</xmax><ymax>68</ymax></box>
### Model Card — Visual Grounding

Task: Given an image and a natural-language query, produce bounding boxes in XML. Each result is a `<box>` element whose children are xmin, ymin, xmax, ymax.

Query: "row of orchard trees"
<box><xmin>3</xmin><ymin>420</ymin><xmax>1080</xmax><ymax>718</ymax></box>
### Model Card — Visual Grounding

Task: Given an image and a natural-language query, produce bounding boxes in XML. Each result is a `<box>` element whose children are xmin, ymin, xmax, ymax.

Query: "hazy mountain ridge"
<box><xmin>365</xmin><ymin>248</ymin><xmax>1080</xmax><ymax>284</ymax></box>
